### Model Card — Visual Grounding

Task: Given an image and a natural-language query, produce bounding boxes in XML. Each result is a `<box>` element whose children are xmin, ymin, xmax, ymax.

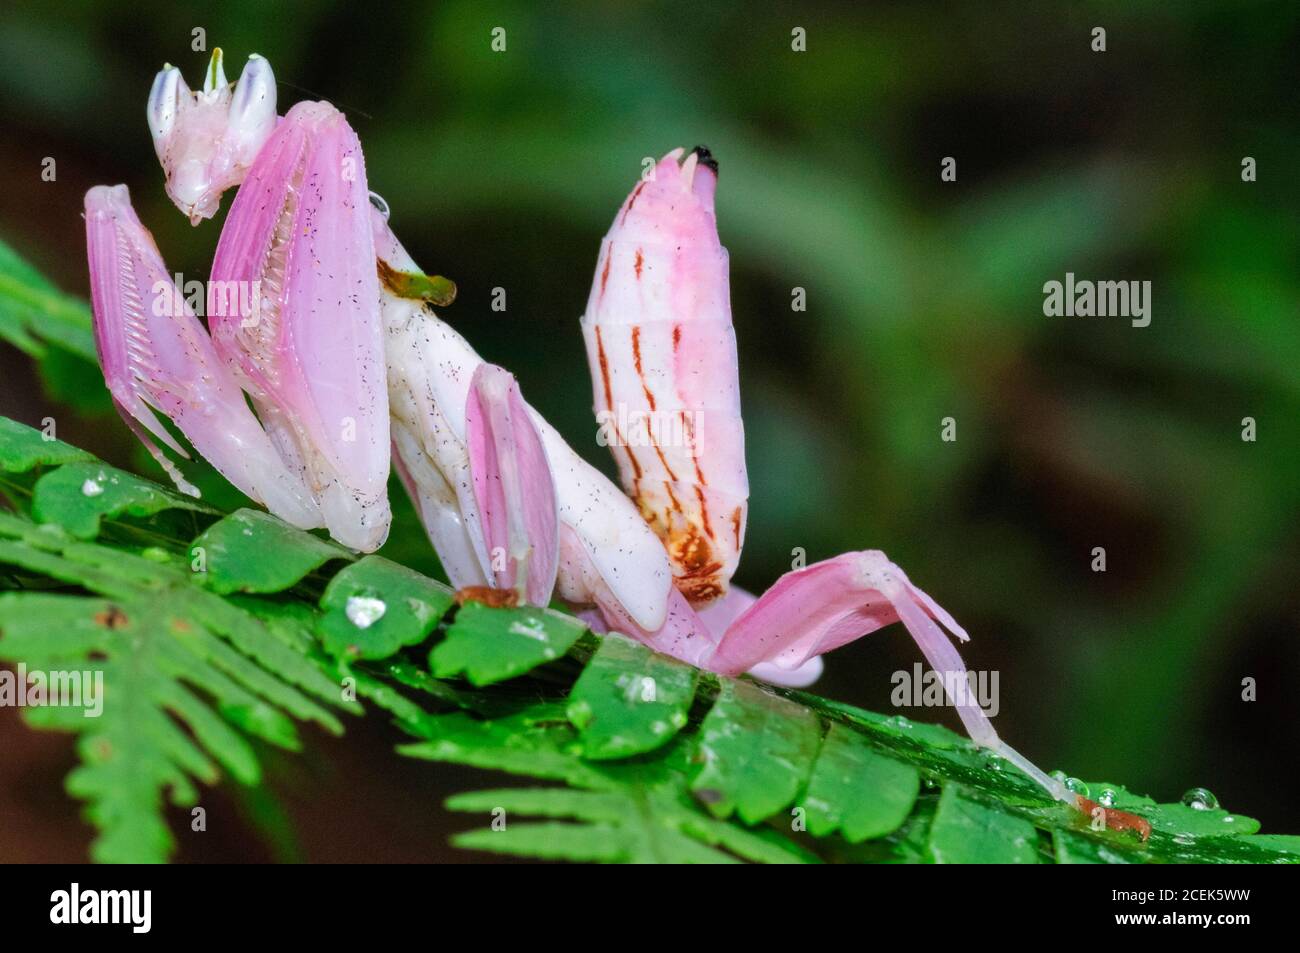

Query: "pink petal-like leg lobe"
<box><xmin>696</xmin><ymin>586</ymin><xmax>824</xmax><ymax>687</ymax></box>
<box><xmin>593</xmin><ymin>581</ymin><xmax>823</xmax><ymax>686</ymax></box>
<box><xmin>707</xmin><ymin>550</ymin><xmax>1073</xmax><ymax>804</ymax></box>
<box><xmin>208</xmin><ymin>100</ymin><xmax>391</xmax><ymax>551</ymax></box>
<box><xmin>465</xmin><ymin>364</ymin><xmax>559</xmax><ymax>607</ymax></box>
<box><xmin>581</xmin><ymin>147</ymin><xmax>748</xmax><ymax>607</ymax></box>
<box><xmin>84</xmin><ymin>184</ymin><xmax>320</xmax><ymax>527</ymax></box>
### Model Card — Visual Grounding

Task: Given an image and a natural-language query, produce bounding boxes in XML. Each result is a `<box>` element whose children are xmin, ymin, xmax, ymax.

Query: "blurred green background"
<box><xmin>1</xmin><ymin>0</ymin><xmax>1297</xmax><ymax>861</ymax></box>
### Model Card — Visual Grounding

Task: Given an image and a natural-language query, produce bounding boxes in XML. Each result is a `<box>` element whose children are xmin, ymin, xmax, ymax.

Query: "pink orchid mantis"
<box><xmin>88</xmin><ymin>51</ymin><xmax>391</xmax><ymax>551</ymax></box>
<box><xmin>92</xmin><ymin>49</ymin><xmax>1073</xmax><ymax>806</ymax></box>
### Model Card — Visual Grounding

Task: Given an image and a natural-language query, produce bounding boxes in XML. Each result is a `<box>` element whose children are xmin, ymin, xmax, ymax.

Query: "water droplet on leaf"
<box><xmin>1181</xmin><ymin>787</ymin><xmax>1218</xmax><ymax>811</ymax></box>
<box><xmin>345</xmin><ymin>595</ymin><xmax>387</xmax><ymax>628</ymax></box>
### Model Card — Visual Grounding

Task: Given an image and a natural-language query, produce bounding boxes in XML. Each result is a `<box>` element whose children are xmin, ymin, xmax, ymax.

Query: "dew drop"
<box><xmin>81</xmin><ymin>479</ymin><xmax>103</xmax><ymax>497</ymax></box>
<box><xmin>1065</xmin><ymin>777</ymin><xmax>1090</xmax><ymax>797</ymax></box>
<box><xmin>345</xmin><ymin>595</ymin><xmax>387</xmax><ymax>628</ymax></box>
<box><xmin>1181</xmin><ymin>787</ymin><xmax>1218</xmax><ymax>811</ymax></box>
<box><xmin>1098</xmin><ymin>787</ymin><xmax>1117</xmax><ymax>808</ymax></box>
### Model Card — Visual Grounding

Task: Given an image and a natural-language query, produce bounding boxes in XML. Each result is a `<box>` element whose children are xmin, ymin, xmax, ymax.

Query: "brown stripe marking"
<box><xmin>594</xmin><ymin>325</ymin><xmax>614</xmax><ymax>411</ymax></box>
<box><xmin>599</xmin><ymin>248</ymin><xmax>612</xmax><ymax>299</ymax></box>
<box><xmin>597</xmin><ymin>325</ymin><xmax>643</xmax><ymax>492</ymax></box>
<box><xmin>694</xmin><ymin>484</ymin><xmax>715</xmax><ymax>540</ymax></box>
<box><xmin>680</xmin><ymin>414</ymin><xmax>714</xmax><ymax>540</ymax></box>
<box><xmin>631</xmin><ymin>326</ymin><xmax>679</xmax><ymax>481</ymax></box>
<box><xmin>620</xmin><ymin>180</ymin><xmax>648</xmax><ymax>224</ymax></box>
<box><xmin>624</xmin><ymin>445</ymin><xmax>644</xmax><ymax>482</ymax></box>
<box><xmin>631</xmin><ymin>326</ymin><xmax>656</xmax><ymax>411</ymax></box>
<box><xmin>731</xmin><ymin>506</ymin><xmax>743</xmax><ymax>549</ymax></box>
<box><xmin>652</xmin><ymin>447</ymin><xmax>678</xmax><ymax>483</ymax></box>
<box><xmin>634</xmin><ymin>248</ymin><xmax>643</xmax><ymax>279</ymax></box>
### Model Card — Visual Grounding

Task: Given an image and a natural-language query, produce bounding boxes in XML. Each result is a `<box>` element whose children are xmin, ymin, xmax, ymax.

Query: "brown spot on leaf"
<box><xmin>455</xmin><ymin>586</ymin><xmax>519</xmax><ymax>608</ymax></box>
<box><xmin>94</xmin><ymin>605</ymin><xmax>129</xmax><ymax>630</ymax></box>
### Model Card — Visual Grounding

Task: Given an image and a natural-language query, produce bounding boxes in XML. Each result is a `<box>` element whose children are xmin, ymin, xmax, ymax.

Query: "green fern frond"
<box><xmin>2</xmin><ymin>415</ymin><xmax>1299</xmax><ymax>864</ymax></box>
<box><xmin>0</xmin><ymin>423</ymin><xmax>353</xmax><ymax>861</ymax></box>
<box><xmin>447</xmin><ymin>786</ymin><xmax>815</xmax><ymax>864</ymax></box>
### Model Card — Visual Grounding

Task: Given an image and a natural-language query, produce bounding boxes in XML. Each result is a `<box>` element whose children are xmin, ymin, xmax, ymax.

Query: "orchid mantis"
<box><xmin>101</xmin><ymin>49</ymin><xmax>679</xmax><ymax>625</ymax></box>
<box><xmin>86</xmin><ymin>49</ymin><xmax>1075</xmax><ymax>807</ymax></box>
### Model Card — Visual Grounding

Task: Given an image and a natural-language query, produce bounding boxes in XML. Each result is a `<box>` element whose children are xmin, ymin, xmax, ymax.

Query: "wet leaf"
<box><xmin>690</xmin><ymin>678</ymin><xmax>821</xmax><ymax>824</ymax></box>
<box><xmin>33</xmin><ymin>461</ymin><xmax>214</xmax><ymax>539</ymax></box>
<box><xmin>566</xmin><ymin>633</ymin><xmax>696</xmax><ymax>760</ymax></box>
<box><xmin>430</xmin><ymin>601</ymin><xmax>584</xmax><ymax>685</ymax></box>
<box><xmin>318</xmin><ymin>555</ymin><xmax>454</xmax><ymax>659</ymax></box>
<box><xmin>801</xmin><ymin>722</ymin><xmax>919</xmax><ymax>842</ymax></box>
<box><xmin>192</xmin><ymin>508</ymin><xmax>350</xmax><ymax>594</ymax></box>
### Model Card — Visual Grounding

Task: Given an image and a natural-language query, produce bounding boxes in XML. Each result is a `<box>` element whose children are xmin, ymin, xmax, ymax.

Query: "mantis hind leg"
<box><xmin>708</xmin><ymin>550</ymin><xmax>1077</xmax><ymax>806</ymax></box>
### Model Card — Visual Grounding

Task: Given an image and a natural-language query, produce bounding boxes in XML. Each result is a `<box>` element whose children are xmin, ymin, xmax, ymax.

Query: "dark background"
<box><xmin>1</xmin><ymin>0</ymin><xmax>1297</xmax><ymax>861</ymax></box>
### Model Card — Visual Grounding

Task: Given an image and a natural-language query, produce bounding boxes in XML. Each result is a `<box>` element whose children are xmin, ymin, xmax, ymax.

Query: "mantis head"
<box><xmin>146</xmin><ymin>48</ymin><xmax>277</xmax><ymax>224</ymax></box>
